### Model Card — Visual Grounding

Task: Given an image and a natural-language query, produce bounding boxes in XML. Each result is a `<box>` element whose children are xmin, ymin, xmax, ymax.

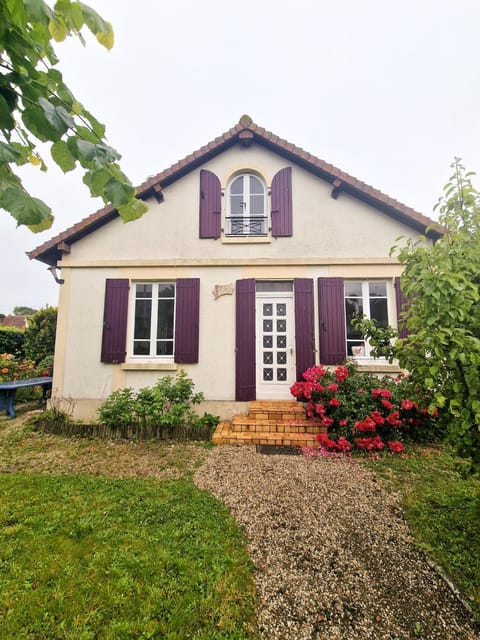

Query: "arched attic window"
<box><xmin>226</xmin><ymin>172</ymin><xmax>267</xmax><ymax>236</ymax></box>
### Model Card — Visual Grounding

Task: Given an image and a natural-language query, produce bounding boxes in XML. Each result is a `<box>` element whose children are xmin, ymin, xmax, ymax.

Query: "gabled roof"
<box><xmin>29</xmin><ymin>114</ymin><xmax>443</xmax><ymax>266</ymax></box>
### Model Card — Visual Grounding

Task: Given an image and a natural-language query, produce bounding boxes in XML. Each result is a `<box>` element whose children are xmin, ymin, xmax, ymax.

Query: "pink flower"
<box><xmin>335</xmin><ymin>366</ymin><xmax>349</xmax><ymax>382</ymax></box>
<box><xmin>372</xmin><ymin>388</ymin><xmax>393</xmax><ymax>400</ymax></box>
<box><xmin>381</xmin><ymin>398</ymin><xmax>394</xmax><ymax>410</ymax></box>
<box><xmin>354</xmin><ymin>417</ymin><xmax>377</xmax><ymax>432</ymax></box>
<box><xmin>370</xmin><ymin>411</ymin><xmax>385</xmax><ymax>426</ymax></box>
<box><xmin>327</xmin><ymin>383</ymin><xmax>339</xmax><ymax>393</ymax></box>
<box><xmin>321</xmin><ymin>417</ymin><xmax>334</xmax><ymax>428</ymax></box>
<box><xmin>386</xmin><ymin>412</ymin><xmax>402</xmax><ymax>427</ymax></box>
<box><xmin>339</xmin><ymin>419</ymin><xmax>349</xmax><ymax>427</ymax></box>
<box><xmin>387</xmin><ymin>440</ymin><xmax>405</xmax><ymax>453</ymax></box>
<box><xmin>401</xmin><ymin>399</ymin><xmax>418</xmax><ymax>411</ymax></box>
<box><xmin>329</xmin><ymin>397</ymin><xmax>341</xmax><ymax>407</ymax></box>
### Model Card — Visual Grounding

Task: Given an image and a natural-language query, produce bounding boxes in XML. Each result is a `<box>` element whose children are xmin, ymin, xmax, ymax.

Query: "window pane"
<box><xmin>158</xmin><ymin>283</ymin><xmax>175</xmax><ymax>299</ymax></box>
<box><xmin>263</xmin><ymin>303</ymin><xmax>273</xmax><ymax>316</ymax></box>
<box><xmin>156</xmin><ymin>341</ymin><xmax>173</xmax><ymax>356</ymax></box>
<box><xmin>256</xmin><ymin>281</ymin><xmax>293</xmax><ymax>292</ymax></box>
<box><xmin>249</xmin><ymin>176</ymin><xmax>263</xmax><ymax>194</ymax></box>
<box><xmin>136</xmin><ymin>284</ymin><xmax>152</xmax><ymax>298</ymax></box>
<box><xmin>369</xmin><ymin>281</ymin><xmax>387</xmax><ymax>297</ymax></box>
<box><xmin>230</xmin><ymin>176</ymin><xmax>244</xmax><ymax>194</ymax></box>
<box><xmin>345</xmin><ymin>298</ymin><xmax>363</xmax><ymax>339</ymax></box>
<box><xmin>370</xmin><ymin>298</ymin><xmax>388</xmax><ymax>327</ymax></box>
<box><xmin>230</xmin><ymin>194</ymin><xmax>243</xmax><ymax>216</ymax></box>
<box><xmin>250</xmin><ymin>194</ymin><xmax>264</xmax><ymax>215</ymax></box>
<box><xmin>157</xmin><ymin>299</ymin><xmax>174</xmax><ymax>339</ymax></box>
<box><xmin>134</xmin><ymin>299</ymin><xmax>151</xmax><ymax>339</ymax></box>
<box><xmin>263</xmin><ymin>336</ymin><xmax>273</xmax><ymax>348</ymax></box>
<box><xmin>344</xmin><ymin>281</ymin><xmax>362</xmax><ymax>297</ymax></box>
<box><xmin>134</xmin><ymin>341</ymin><xmax>150</xmax><ymax>356</ymax></box>
<box><xmin>263</xmin><ymin>319</ymin><xmax>273</xmax><ymax>332</ymax></box>
<box><xmin>276</xmin><ymin>303</ymin><xmax>286</xmax><ymax>316</ymax></box>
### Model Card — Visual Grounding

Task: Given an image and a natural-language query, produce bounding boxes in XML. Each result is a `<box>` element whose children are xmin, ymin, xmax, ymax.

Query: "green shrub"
<box><xmin>98</xmin><ymin>371</ymin><xmax>217</xmax><ymax>431</ymax></box>
<box><xmin>23</xmin><ymin>306</ymin><xmax>57</xmax><ymax>363</ymax></box>
<box><xmin>0</xmin><ymin>327</ymin><xmax>24</xmax><ymax>358</ymax></box>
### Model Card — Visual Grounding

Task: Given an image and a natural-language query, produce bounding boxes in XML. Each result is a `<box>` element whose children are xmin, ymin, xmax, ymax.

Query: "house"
<box><xmin>0</xmin><ymin>315</ymin><xmax>30</xmax><ymax>330</ymax></box>
<box><xmin>29</xmin><ymin>115</ymin><xmax>441</xmax><ymax>421</ymax></box>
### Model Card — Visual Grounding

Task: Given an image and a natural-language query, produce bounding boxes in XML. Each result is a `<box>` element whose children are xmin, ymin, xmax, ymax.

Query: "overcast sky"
<box><xmin>1</xmin><ymin>0</ymin><xmax>479</xmax><ymax>313</ymax></box>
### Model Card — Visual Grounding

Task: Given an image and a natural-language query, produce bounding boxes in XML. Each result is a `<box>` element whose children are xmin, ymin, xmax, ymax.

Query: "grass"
<box><xmin>0</xmin><ymin>408</ymin><xmax>258</xmax><ymax>639</ymax></box>
<box><xmin>366</xmin><ymin>446</ymin><xmax>480</xmax><ymax>621</ymax></box>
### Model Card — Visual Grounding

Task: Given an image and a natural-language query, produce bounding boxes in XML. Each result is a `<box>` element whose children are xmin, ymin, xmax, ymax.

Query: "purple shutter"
<box><xmin>294</xmin><ymin>278</ymin><xmax>315</xmax><ymax>379</ymax></box>
<box><xmin>235</xmin><ymin>279</ymin><xmax>256</xmax><ymax>401</ymax></box>
<box><xmin>318</xmin><ymin>277</ymin><xmax>346</xmax><ymax>365</ymax></box>
<box><xmin>271</xmin><ymin>167</ymin><xmax>292</xmax><ymax>237</ymax></box>
<box><xmin>199</xmin><ymin>169</ymin><xmax>221</xmax><ymax>238</ymax></box>
<box><xmin>101</xmin><ymin>279</ymin><xmax>129</xmax><ymax>364</ymax></box>
<box><xmin>395</xmin><ymin>276</ymin><xmax>409</xmax><ymax>339</ymax></box>
<box><xmin>174</xmin><ymin>278</ymin><xmax>200</xmax><ymax>363</ymax></box>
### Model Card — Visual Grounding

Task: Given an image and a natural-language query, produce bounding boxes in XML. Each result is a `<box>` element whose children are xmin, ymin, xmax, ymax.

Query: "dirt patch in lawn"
<box><xmin>0</xmin><ymin>407</ymin><xmax>209</xmax><ymax>479</ymax></box>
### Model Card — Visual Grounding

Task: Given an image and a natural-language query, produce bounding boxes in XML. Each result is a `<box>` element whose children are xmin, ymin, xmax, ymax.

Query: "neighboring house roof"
<box><xmin>29</xmin><ymin>114</ymin><xmax>443</xmax><ymax>266</ymax></box>
<box><xmin>0</xmin><ymin>315</ymin><xmax>29</xmax><ymax>330</ymax></box>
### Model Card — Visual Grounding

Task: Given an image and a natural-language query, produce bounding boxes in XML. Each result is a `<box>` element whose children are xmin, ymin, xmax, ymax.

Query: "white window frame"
<box><xmin>226</xmin><ymin>172</ymin><xmax>267</xmax><ymax>236</ymax></box>
<box><xmin>344</xmin><ymin>280</ymin><xmax>392</xmax><ymax>359</ymax></box>
<box><xmin>129</xmin><ymin>282</ymin><xmax>176</xmax><ymax>360</ymax></box>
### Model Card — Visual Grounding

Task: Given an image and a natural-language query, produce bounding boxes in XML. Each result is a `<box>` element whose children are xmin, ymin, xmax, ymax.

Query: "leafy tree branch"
<box><xmin>0</xmin><ymin>0</ymin><xmax>148</xmax><ymax>231</ymax></box>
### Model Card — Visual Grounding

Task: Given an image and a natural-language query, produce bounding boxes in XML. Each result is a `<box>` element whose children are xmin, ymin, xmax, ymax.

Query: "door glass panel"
<box><xmin>277</xmin><ymin>352</ymin><xmax>286</xmax><ymax>365</ymax></box>
<box><xmin>263</xmin><ymin>336</ymin><xmax>273</xmax><ymax>348</ymax></box>
<box><xmin>263</xmin><ymin>303</ymin><xmax>273</xmax><ymax>316</ymax></box>
<box><xmin>276</xmin><ymin>303</ymin><xmax>286</xmax><ymax>316</ymax></box>
<box><xmin>277</xmin><ymin>335</ymin><xmax>286</xmax><ymax>348</ymax></box>
<box><xmin>277</xmin><ymin>319</ymin><xmax>286</xmax><ymax>332</ymax></box>
<box><xmin>263</xmin><ymin>352</ymin><xmax>273</xmax><ymax>364</ymax></box>
<box><xmin>263</xmin><ymin>368</ymin><xmax>273</xmax><ymax>381</ymax></box>
<box><xmin>277</xmin><ymin>369</ymin><xmax>287</xmax><ymax>381</ymax></box>
<box><xmin>263</xmin><ymin>319</ymin><xmax>273</xmax><ymax>332</ymax></box>
<box><xmin>256</xmin><ymin>281</ymin><xmax>293</xmax><ymax>292</ymax></box>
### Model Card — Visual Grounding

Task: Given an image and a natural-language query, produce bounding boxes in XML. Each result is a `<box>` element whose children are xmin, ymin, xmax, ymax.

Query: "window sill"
<box><xmin>222</xmin><ymin>236</ymin><xmax>272</xmax><ymax>244</ymax></box>
<box><xmin>121</xmin><ymin>362</ymin><xmax>177</xmax><ymax>371</ymax></box>
<box><xmin>353</xmin><ymin>359</ymin><xmax>402</xmax><ymax>374</ymax></box>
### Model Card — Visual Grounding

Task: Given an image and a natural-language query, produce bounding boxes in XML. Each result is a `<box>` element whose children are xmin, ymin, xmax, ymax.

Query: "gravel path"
<box><xmin>194</xmin><ymin>445</ymin><xmax>478</xmax><ymax>640</ymax></box>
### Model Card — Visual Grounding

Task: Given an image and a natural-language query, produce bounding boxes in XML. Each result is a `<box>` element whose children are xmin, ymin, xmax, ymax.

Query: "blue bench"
<box><xmin>0</xmin><ymin>376</ymin><xmax>53</xmax><ymax>418</ymax></box>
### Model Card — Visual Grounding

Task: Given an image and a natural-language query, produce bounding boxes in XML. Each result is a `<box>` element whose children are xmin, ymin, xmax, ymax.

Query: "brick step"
<box><xmin>248</xmin><ymin>400</ymin><xmax>307</xmax><ymax>422</ymax></box>
<box><xmin>212</xmin><ymin>421</ymin><xmax>325</xmax><ymax>447</ymax></box>
<box><xmin>230</xmin><ymin>416</ymin><xmax>323</xmax><ymax>434</ymax></box>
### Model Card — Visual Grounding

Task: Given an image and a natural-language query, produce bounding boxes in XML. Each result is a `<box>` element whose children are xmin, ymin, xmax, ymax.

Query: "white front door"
<box><xmin>256</xmin><ymin>293</ymin><xmax>296</xmax><ymax>399</ymax></box>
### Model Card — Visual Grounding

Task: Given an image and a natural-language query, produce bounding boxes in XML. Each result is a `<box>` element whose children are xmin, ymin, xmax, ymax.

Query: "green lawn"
<box><xmin>366</xmin><ymin>446</ymin><xmax>480</xmax><ymax>622</ymax></box>
<box><xmin>0</xmin><ymin>473</ymin><xmax>258</xmax><ymax>639</ymax></box>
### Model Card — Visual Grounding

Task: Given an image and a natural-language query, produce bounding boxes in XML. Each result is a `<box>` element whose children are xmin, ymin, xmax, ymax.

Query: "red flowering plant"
<box><xmin>291</xmin><ymin>363</ymin><xmax>436</xmax><ymax>455</ymax></box>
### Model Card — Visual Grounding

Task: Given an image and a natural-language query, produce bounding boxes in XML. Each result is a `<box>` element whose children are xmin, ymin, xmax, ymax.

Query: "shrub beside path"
<box><xmin>195</xmin><ymin>445</ymin><xmax>478</xmax><ymax>640</ymax></box>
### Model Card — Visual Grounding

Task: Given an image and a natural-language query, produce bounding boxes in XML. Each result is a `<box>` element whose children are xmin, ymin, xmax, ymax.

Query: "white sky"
<box><xmin>1</xmin><ymin>0</ymin><xmax>480</xmax><ymax>313</ymax></box>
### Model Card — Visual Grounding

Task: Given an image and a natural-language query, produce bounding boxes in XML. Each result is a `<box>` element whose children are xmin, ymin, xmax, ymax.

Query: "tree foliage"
<box><xmin>359</xmin><ymin>159</ymin><xmax>480</xmax><ymax>472</ymax></box>
<box><xmin>13</xmin><ymin>305</ymin><xmax>37</xmax><ymax>315</ymax></box>
<box><xmin>0</xmin><ymin>0</ymin><xmax>148</xmax><ymax>231</ymax></box>
<box><xmin>23</xmin><ymin>305</ymin><xmax>57</xmax><ymax>362</ymax></box>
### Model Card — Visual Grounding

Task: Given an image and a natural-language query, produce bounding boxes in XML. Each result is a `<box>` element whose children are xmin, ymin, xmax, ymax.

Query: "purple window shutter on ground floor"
<box><xmin>101</xmin><ymin>279</ymin><xmax>129</xmax><ymax>363</ymax></box>
<box><xmin>271</xmin><ymin>167</ymin><xmax>292</xmax><ymax>237</ymax></box>
<box><xmin>174</xmin><ymin>278</ymin><xmax>200</xmax><ymax>363</ymax></box>
<box><xmin>199</xmin><ymin>169</ymin><xmax>221</xmax><ymax>239</ymax></box>
<box><xmin>395</xmin><ymin>276</ymin><xmax>409</xmax><ymax>339</ymax></box>
<box><xmin>235</xmin><ymin>279</ymin><xmax>256</xmax><ymax>401</ymax></box>
<box><xmin>318</xmin><ymin>277</ymin><xmax>346</xmax><ymax>365</ymax></box>
<box><xmin>294</xmin><ymin>278</ymin><xmax>315</xmax><ymax>379</ymax></box>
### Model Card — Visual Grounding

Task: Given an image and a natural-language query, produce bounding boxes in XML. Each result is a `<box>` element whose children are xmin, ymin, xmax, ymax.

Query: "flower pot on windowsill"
<box><xmin>352</xmin><ymin>345</ymin><xmax>365</xmax><ymax>357</ymax></box>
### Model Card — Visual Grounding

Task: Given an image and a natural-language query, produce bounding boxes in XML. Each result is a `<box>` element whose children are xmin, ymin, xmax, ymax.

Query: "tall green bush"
<box><xmin>358</xmin><ymin>160</ymin><xmax>480</xmax><ymax>473</ymax></box>
<box><xmin>0</xmin><ymin>327</ymin><xmax>24</xmax><ymax>358</ymax></box>
<box><xmin>23</xmin><ymin>306</ymin><xmax>57</xmax><ymax>363</ymax></box>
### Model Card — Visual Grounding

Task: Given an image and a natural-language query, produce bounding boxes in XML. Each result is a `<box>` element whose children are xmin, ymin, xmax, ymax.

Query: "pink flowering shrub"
<box><xmin>291</xmin><ymin>363</ymin><xmax>437</xmax><ymax>455</ymax></box>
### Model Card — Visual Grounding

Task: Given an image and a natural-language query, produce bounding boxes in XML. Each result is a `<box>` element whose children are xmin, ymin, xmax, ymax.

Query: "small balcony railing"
<box><xmin>225</xmin><ymin>216</ymin><xmax>268</xmax><ymax>236</ymax></box>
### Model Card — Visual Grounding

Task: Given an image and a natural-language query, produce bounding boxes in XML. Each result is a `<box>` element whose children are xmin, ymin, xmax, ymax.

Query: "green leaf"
<box><xmin>48</xmin><ymin>16</ymin><xmax>67</xmax><ymax>41</ymax></box>
<box><xmin>51</xmin><ymin>140</ymin><xmax>76</xmax><ymax>172</ymax></box>
<box><xmin>22</xmin><ymin>105</ymin><xmax>61</xmax><ymax>142</ymax></box>
<box><xmin>0</xmin><ymin>187</ymin><xmax>52</xmax><ymax>227</ymax></box>
<box><xmin>38</xmin><ymin>97</ymin><xmax>74</xmax><ymax>134</ymax></box>
<box><xmin>80</xmin><ymin>3</ymin><xmax>114</xmax><ymax>50</ymax></box>
<box><xmin>82</xmin><ymin>167</ymin><xmax>111</xmax><ymax>197</ymax></box>
<box><xmin>0</xmin><ymin>94</ymin><xmax>15</xmax><ymax>131</ymax></box>
<box><xmin>103</xmin><ymin>178</ymin><xmax>135</xmax><ymax>207</ymax></box>
<box><xmin>0</xmin><ymin>141</ymin><xmax>22</xmax><ymax>163</ymax></box>
<box><xmin>117</xmin><ymin>198</ymin><xmax>149</xmax><ymax>222</ymax></box>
